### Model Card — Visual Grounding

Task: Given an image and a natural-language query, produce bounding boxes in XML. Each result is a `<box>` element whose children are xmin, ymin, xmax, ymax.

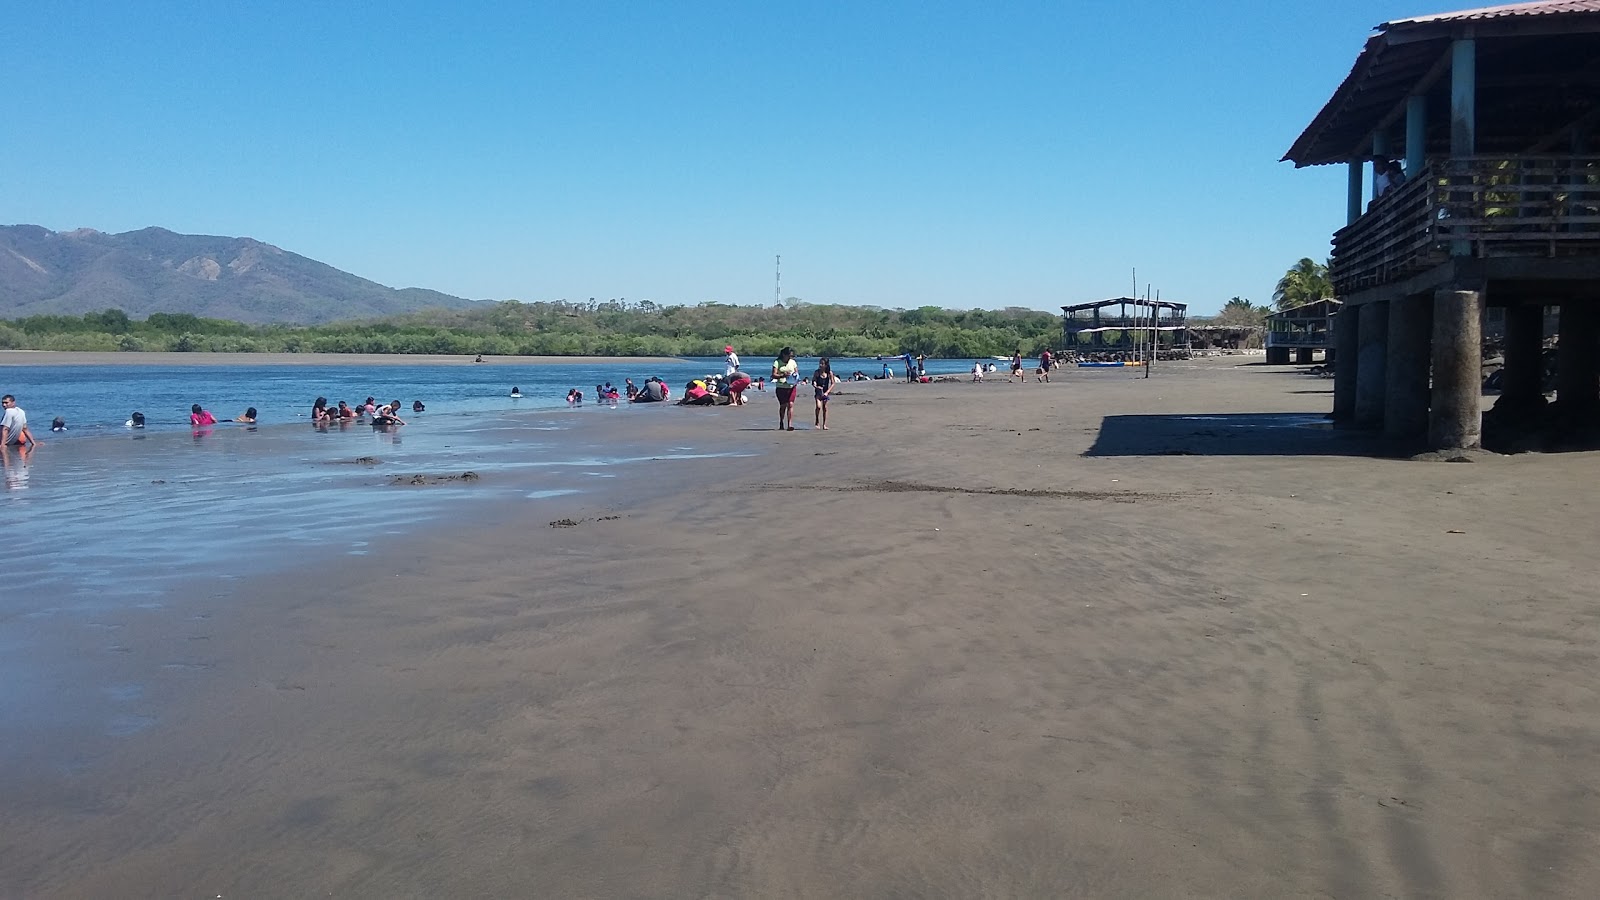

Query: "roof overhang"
<box><xmin>1284</xmin><ymin>1</ymin><xmax>1600</xmax><ymax>167</ymax></box>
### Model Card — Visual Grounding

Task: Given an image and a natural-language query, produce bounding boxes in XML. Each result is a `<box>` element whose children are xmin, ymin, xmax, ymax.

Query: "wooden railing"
<box><xmin>1064</xmin><ymin>316</ymin><xmax>1186</xmax><ymax>330</ymax></box>
<box><xmin>1266</xmin><ymin>329</ymin><xmax>1331</xmax><ymax>347</ymax></box>
<box><xmin>1330</xmin><ymin>156</ymin><xmax>1600</xmax><ymax>294</ymax></box>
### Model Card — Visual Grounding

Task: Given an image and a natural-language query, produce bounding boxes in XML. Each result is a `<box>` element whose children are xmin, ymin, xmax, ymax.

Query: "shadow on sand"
<box><xmin>1084</xmin><ymin>412</ymin><xmax>1398</xmax><ymax>458</ymax></box>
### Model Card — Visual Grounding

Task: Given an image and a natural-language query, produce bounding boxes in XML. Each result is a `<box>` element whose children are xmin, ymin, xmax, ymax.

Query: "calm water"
<box><xmin>1</xmin><ymin>355</ymin><xmax>1000</xmax><ymax>434</ymax></box>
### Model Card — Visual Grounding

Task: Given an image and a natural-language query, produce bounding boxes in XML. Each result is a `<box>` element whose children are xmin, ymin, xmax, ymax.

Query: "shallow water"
<box><xmin>1</xmin><ymin>355</ymin><xmax>996</xmax><ymax>435</ymax></box>
<box><xmin>0</xmin><ymin>404</ymin><xmax>749</xmax><ymax>624</ymax></box>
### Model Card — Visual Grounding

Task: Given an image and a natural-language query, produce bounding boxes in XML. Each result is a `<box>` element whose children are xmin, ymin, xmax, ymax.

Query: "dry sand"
<box><xmin>6</xmin><ymin>359</ymin><xmax>1600</xmax><ymax>898</ymax></box>
<box><xmin>0</xmin><ymin>350</ymin><xmax>683</xmax><ymax>367</ymax></box>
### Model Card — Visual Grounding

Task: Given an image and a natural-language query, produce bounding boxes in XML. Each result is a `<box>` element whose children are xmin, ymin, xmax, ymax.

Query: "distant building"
<box><xmin>1061</xmin><ymin>298</ymin><xmax>1189</xmax><ymax>359</ymax></box>
<box><xmin>1265</xmin><ymin>299</ymin><xmax>1340</xmax><ymax>364</ymax></box>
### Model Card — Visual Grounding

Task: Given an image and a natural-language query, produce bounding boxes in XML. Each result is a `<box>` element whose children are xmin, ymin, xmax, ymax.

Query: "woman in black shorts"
<box><xmin>772</xmin><ymin>346</ymin><xmax>799</xmax><ymax>430</ymax></box>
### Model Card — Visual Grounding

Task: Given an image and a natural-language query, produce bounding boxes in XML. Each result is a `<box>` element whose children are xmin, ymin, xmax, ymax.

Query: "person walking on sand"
<box><xmin>772</xmin><ymin>346</ymin><xmax>800</xmax><ymax>430</ymax></box>
<box><xmin>1</xmin><ymin>395</ymin><xmax>37</xmax><ymax>447</ymax></box>
<box><xmin>972</xmin><ymin>360</ymin><xmax>984</xmax><ymax>382</ymax></box>
<box><xmin>1037</xmin><ymin>348</ymin><xmax>1053</xmax><ymax>382</ymax></box>
<box><xmin>812</xmin><ymin>356</ymin><xmax>837</xmax><ymax>430</ymax></box>
<box><xmin>1009</xmin><ymin>351</ymin><xmax>1024</xmax><ymax>383</ymax></box>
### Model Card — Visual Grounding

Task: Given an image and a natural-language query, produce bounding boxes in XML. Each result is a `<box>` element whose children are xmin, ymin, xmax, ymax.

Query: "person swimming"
<box><xmin>412</xmin><ymin>400</ymin><xmax>425</xmax><ymax>413</ymax></box>
<box><xmin>127</xmin><ymin>411</ymin><xmax>146</xmax><ymax>428</ymax></box>
<box><xmin>510</xmin><ymin>386</ymin><xmax>522</xmax><ymax>398</ymax></box>
<box><xmin>567</xmin><ymin>389</ymin><xmax>584</xmax><ymax>405</ymax></box>
<box><xmin>51</xmin><ymin>416</ymin><xmax>66</xmax><ymax>432</ymax></box>
<box><xmin>234</xmin><ymin>407</ymin><xmax>257</xmax><ymax>424</ymax></box>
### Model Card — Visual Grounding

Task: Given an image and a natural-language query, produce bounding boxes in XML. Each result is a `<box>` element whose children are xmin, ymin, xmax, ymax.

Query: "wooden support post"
<box><xmin>1430</xmin><ymin>289</ymin><xmax>1482</xmax><ymax>450</ymax></box>
<box><xmin>1405</xmin><ymin>95</ymin><xmax>1427</xmax><ymax>177</ymax></box>
<box><xmin>1556</xmin><ymin>302</ymin><xmax>1600</xmax><ymax>422</ymax></box>
<box><xmin>1355</xmin><ymin>301</ymin><xmax>1389</xmax><ymax>429</ymax></box>
<box><xmin>1385</xmin><ymin>293</ymin><xmax>1433</xmax><ymax>440</ymax></box>
<box><xmin>1498</xmin><ymin>304</ymin><xmax>1546</xmax><ymax>411</ymax></box>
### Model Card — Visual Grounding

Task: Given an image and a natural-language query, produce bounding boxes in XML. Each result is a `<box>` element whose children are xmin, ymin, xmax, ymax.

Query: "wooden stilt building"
<box><xmin>1284</xmin><ymin>0</ymin><xmax>1600</xmax><ymax>449</ymax></box>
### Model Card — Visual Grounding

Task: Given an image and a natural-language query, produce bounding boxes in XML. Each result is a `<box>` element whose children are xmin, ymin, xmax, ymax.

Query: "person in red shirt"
<box><xmin>190</xmin><ymin>404</ymin><xmax>217</xmax><ymax>426</ymax></box>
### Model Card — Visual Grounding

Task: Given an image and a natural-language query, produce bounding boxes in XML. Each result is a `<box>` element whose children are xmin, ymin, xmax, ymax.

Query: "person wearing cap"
<box><xmin>724</xmin><ymin>345</ymin><xmax>741</xmax><ymax>378</ymax></box>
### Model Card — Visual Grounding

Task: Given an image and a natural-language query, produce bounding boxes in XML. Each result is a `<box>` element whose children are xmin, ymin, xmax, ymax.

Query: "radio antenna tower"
<box><xmin>774</xmin><ymin>254</ymin><xmax>782</xmax><ymax>307</ymax></box>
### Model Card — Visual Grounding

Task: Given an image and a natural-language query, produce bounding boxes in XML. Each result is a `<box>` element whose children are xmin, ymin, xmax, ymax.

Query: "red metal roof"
<box><xmin>1383</xmin><ymin>0</ymin><xmax>1600</xmax><ymax>28</ymax></box>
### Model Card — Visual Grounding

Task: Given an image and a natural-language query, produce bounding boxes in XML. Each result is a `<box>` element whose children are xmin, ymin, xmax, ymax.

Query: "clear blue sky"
<box><xmin>3</xmin><ymin>1</ymin><xmax>1486</xmax><ymax>315</ymax></box>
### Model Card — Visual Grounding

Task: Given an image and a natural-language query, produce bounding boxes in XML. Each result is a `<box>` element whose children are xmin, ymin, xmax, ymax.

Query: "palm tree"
<box><xmin>1273</xmin><ymin>258</ymin><xmax>1334</xmax><ymax>310</ymax></box>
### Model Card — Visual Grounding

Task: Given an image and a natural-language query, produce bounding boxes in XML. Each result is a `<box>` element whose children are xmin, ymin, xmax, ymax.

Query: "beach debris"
<box><xmin>390</xmin><ymin>471</ymin><xmax>480</xmax><ymax>486</ymax></box>
<box><xmin>354</xmin><ymin>456</ymin><xmax>379</xmax><ymax>465</ymax></box>
<box><xmin>550</xmin><ymin>514</ymin><xmax>621</xmax><ymax>528</ymax></box>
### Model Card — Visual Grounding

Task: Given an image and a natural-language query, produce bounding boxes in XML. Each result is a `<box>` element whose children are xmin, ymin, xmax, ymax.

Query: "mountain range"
<box><xmin>0</xmin><ymin>225</ymin><xmax>481</xmax><ymax>324</ymax></box>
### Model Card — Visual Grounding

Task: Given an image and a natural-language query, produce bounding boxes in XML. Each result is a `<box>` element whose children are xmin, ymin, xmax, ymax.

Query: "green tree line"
<box><xmin>0</xmin><ymin>300</ymin><xmax>1069</xmax><ymax>358</ymax></box>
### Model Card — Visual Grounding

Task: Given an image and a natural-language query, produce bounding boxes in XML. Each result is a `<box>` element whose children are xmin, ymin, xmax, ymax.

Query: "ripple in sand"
<box><xmin>105</xmin><ymin>714</ymin><xmax>156</xmax><ymax>736</ymax></box>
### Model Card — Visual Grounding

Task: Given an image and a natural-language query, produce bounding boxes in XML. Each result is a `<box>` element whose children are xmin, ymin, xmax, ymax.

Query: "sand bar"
<box><xmin>5</xmin><ymin>359</ymin><xmax>1599</xmax><ymax>898</ymax></box>
<box><xmin>0</xmin><ymin>350</ymin><xmax>686</xmax><ymax>367</ymax></box>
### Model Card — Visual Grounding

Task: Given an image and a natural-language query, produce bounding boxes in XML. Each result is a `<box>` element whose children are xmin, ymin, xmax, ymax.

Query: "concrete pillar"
<box><xmin>1355</xmin><ymin>300</ymin><xmax>1390</xmax><ymax>429</ymax></box>
<box><xmin>1450</xmin><ymin>40</ymin><xmax>1476</xmax><ymax>258</ymax></box>
<box><xmin>1372</xmin><ymin>133</ymin><xmax>1390</xmax><ymax>203</ymax></box>
<box><xmin>1333</xmin><ymin>306</ymin><xmax>1359</xmax><ymax>422</ymax></box>
<box><xmin>1430</xmin><ymin>289</ymin><xmax>1483</xmax><ymax>449</ymax></box>
<box><xmin>1405</xmin><ymin>95</ymin><xmax>1427</xmax><ymax>178</ymax></box>
<box><xmin>1385</xmin><ymin>294</ymin><xmax>1434</xmax><ymax>440</ymax></box>
<box><xmin>1295</xmin><ymin>347</ymin><xmax>1313</xmax><ymax>364</ymax></box>
<box><xmin>1556</xmin><ymin>302</ymin><xmax>1600</xmax><ymax>420</ymax></box>
<box><xmin>1267</xmin><ymin>347</ymin><xmax>1290</xmax><ymax>364</ymax></box>
<box><xmin>1499</xmin><ymin>304</ymin><xmax>1546</xmax><ymax>408</ymax></box>
<box><xmin>1348</xmin><ymin>160</ymin><xmax>1364</xmax><ymax>225</ymax></box>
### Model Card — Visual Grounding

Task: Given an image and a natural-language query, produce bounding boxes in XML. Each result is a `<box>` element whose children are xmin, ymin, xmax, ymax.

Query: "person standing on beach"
<box><xmin>772</xmin><ymin>347</ymin><xmax>799</xmax><ymax>430</ymax></box>
<box><xmin>1</xmin><ymin>395</ymin><xmax>37</xmax><ymax>447</ymax></box>
<box><xmin>1037</xmin><ymin>348</ymin><xmax>1053</xmax><ymax>382</ymax></box>
<box><xmin>724</xmin><ymin>345</ymin><xmax>741</xmax><ymax>378</ymax></box>
<box><xmin>812</xmin><ymin>357</ymin><xmax>836</xmax><ymax>430</ymax></box>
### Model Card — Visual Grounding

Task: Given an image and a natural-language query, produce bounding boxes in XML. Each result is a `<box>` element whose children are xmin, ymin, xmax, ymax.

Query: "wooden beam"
<box><xmin>1361</xmin><ymin>44</ymin><xmax>1454</xmax><ymax>151</ymax></box>
<box><xmin>1525</xmin><ymin>105</ymin><xmax>1600</xmax><ymax>153</ymax></box>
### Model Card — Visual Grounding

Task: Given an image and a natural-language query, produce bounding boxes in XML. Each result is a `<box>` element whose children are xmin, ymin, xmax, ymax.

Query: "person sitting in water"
<box><xmin>567</xmin><ymin>389</ymin><xmax>584</xmax><ymax>405</ymax></box>
<box><xmin>372</xmin><ymin>403</ymin><xmax>406</xmax><ymax>429</ymax></box>
<box><xmin>625</xmin><ymin>378</ymin><xmax>638</xmax><ymax>400</ymax></box>
<box><xmin>311</xmin><ymin>397</ymin><xmax>330</xmax><ymax>422</ymax></box>
<box><xmin>190</xmin><ymin>404</ymin><xmax>217</xmax><ymax>427</ymax></box>
<box><xmin>363</xmin><ymin>397</ymin><xmax>377</xmax><ymax>415</ymax></box>
<box><xmin>510</xmin><ymin>386</ymin><xmax>522</xmax><ymax>398</ymax></box>
<box><xmin>336</xmin><ymin>400</ymin><xmax>356</xmax><ymax>419</ymax></box>
<box><xmin>51</xmin><ymin>416</ymin><xmax>66</xmax><ymax>432</ymax></box>
<box><xmin>632</xmin><ymin>378</ymin><xmax>666</xmax><ymax>403</ymax></box>
<box><xmin>234</xmin><ymin>407</ymin><xmax>258</xmax><ymax>424</ymax></box>
<box><xmin>412</xmin><ymin>400</ymin><xmax>425</xmax><ymax>413</ymax></box>
<box><xmin>127</xmin><ymin>411</ymin><xmax>146</xmax><ymax>428</ymax></box>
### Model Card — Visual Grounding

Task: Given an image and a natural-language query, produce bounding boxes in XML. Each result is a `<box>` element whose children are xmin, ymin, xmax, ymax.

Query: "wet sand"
<box><xmin>6</xmin><ymin>359</ymin><xmax>1600</xmax><ymax>898</ymax></box>
<box><xmin>0</xmin><ymin>351</ymin><xmax>685</xmax><ymax>367</ymax></box>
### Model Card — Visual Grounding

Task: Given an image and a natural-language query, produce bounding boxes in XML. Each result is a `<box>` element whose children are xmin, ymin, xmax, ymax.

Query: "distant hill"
<box><xmin>0</xmin><ymin>224</ymin><xmax>482</xmax><ymax>324</ymax></box>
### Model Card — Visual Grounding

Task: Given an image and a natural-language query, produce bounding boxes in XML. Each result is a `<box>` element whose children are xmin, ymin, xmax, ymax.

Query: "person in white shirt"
<box><xmin>724</xmin><ymin>345</ymin><xmax>741</xmax><ymax>378</ymax></box>
<box><xmin>972</xmin><ymin>361</ymin><xmax>984</xmax><ymax>382</ymax></box>
<box><xmin>2</xmin><ymin>395</ymin><xmax>37</xmax><ymax>447</ymax></box>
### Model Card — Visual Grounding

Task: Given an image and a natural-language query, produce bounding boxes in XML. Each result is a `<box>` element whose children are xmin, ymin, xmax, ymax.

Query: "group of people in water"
<box><xmin>310</xmin><ymin>396</ymin><xmax>421</xmax><ymax>430</ymax></box>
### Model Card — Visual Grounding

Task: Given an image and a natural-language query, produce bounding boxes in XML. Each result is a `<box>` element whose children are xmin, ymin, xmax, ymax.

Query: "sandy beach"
<box><xmin>5</xmin><ymin>359</ymin><xmax>1599</xmax><ymax>898</ymax></box>
<box><xmin>0</xmin><ymin>350</ymin><xmax>685</xmax><ymax>367</ymax></box>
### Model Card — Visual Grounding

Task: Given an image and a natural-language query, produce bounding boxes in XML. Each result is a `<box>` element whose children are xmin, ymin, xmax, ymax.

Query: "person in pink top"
<box><xmin>190</xmin><ymin>404</ymin><xmax>217</xmax><ymax>426</ymax></box>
